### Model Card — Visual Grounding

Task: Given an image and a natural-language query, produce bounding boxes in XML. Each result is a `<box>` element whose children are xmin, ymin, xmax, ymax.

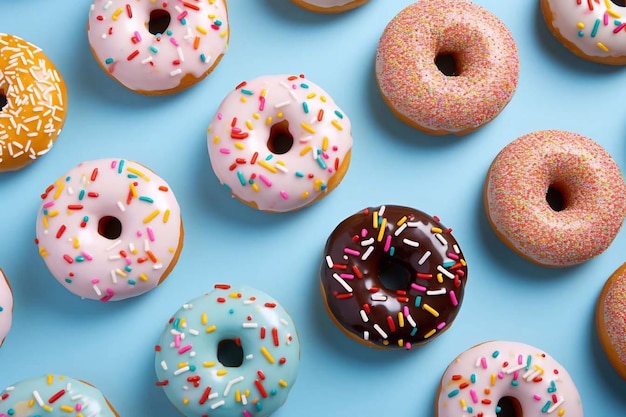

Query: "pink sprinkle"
<box><xmin>174</xmin><ymin>333</ymin><xmax>181</xmax><ymax>348</ymax></box>
<box><xmin>411</xmin><ymin>283</ymin><xmax>426</xmax><ymax>292</ymax></box>
<box><xmin>339</xmin><ymin>273</ymin><xmax>355</xmax><ymax>279</ymax></box>
<box><xmin>219</xmin><ymin>148</ymin><xmax>230</xmax><ymax>154</ymax></box>
<box><xmin>110</xmin><ymin>161</ymin><xmax>117</xmax><ymax>169</ymax></box>
<box><xmin>498</xmin><ymin>372</ymin><xmax>504</xmax><ymax>379</ymax></box>
<box><xmin>259</xmin><ymin>96</ymin><xmax>266</xmax><ymax>111</ymax></box>
<box><xmin>447</xmin><ymin>252</ymin><xmax>459</xmax><ymax>260</ymax></box>
<box><xmin>91</xmin><ymin>278</ymin><xmax>100</xmax><ymax>284</ymax></box>
<box><xmin>147</xmin><ymin>226</ymin><xmax>155</xmax><ymax>242</ymax></box>
<box><xmin>76</xmin><ymin>403</ymin><xmax>82</xmax><ymax>411</ymax></box>
<box><xmin>279</xmin><ymin>190</ymin><xmax>288</xmax><ymax>200</ymax></box>
<box><xmin>243</xmin><ymin>411</ymin><xmax>252</xmax><ymax>417</ymax></box>
<box><xmin>134</xmin><ymin>31</ymin><xmax>142</xmax><ymax>42</ymax></box>
<box><xmin>403</xmin><ymin>306</ymin><xmax>410</xmax><ymax>316</ymax></box>
<box><xmin>518</xmin><ymin>354</ymin><xmax>523</xmax><ymax>365</ymax></box>
<box><xmin>481</xmin><ymin>357</ymin><xmax>488</xmax><ymax>369</ymax></box>
<box><xmin>604</xmin><ymin>12</ymin><xmax>609</xmax><ymax>26</ymax></box>
<box><xmin>136</xmin><ymin>230</ymin><xmax>142</xmax><ymax>237</ymax></box>
<box><xmin>43</xmin><ymin>201</ymin><xmax>55</xmax><ymax>208</ymax></box>
<box><xmin>322</xmin><ymin>151</ymin><xmax>329</xmax><ymax>159</ymax></box>
<box><xmin>344</xmin><ymin>248</ymin><xmax>360</xmax><ymax>256</ymax></box>
<box><xmin>449</xmin><ymin>290</ymin><xmax>458</xmax><ymax>306</ymax></box>
<box><xmin>533</xmin><ymin>394</ymin><xmax>542</xmax><ymax>401</ymax></box>
<box><xmin>361</xmin><ymin>228</ymin><xmax>368</xmax><ymax>237</ymax></box>
<box><xmin>232</xmin><ymin>127</ymin><xmax>241</xmax><ymax>134</ymax></box>
<box><xmin>436</xmin><ymin>321</ymin><xmax>446</xmax><ymax>329</ymax></box>
<box><xmin>259</xmin><ymin>175</ymin><xmax>272</xmax><ymax>187</ymax></box>
<box><xmin>178</xmin><ymin>344</ymin><xmax>192</xmax><ymax>354</ymax></box>
<box><xmin>405</xmin><ymin>342</ymin><xmax>412</xmax><ymax>350</ymax></box>
<box><xmin>332</xmin><ymin>145</ymin><xmax>338</xmax><ymax>151</ymax></box>
<box><xmin>125</xmin><ymin>257</ymin><xmax>132</xmax><ymax>266</ymax></box>
<box><xmin>291</xmin><ymin>84</ymin><xmax>297</xmax><ymax>89</ymax></box>
<box><xmin>217</xmin><ymin>112</ymin><xmax>223</xmax><ymax>120</ymax></box>
<box><xmin>456</xmin><ymin>269</ymin><xmax>465</xmax><ymax>277</ymax></box>
<box><xmin>177</xmin><ymin>11</ymin><xmax>188</xmax><ymax>21</ymax></box>
<box><xmin>384</xmin><ymin>235</ymin><xmax>392</xmax><ymax>252</ymax></box>
<box><xmin>82</xmin><ymin>251</ymin><xmax>93</xmax><ymax>261</ymax></box>
<box><xmin>470</xmin><ymin>389</ymin><xmax>478</xmax><ymax>404</ymax></box>
<box><xmin>513</xmin><ymin>370</ymin><xmax>519</xmax><ymax>380</ymax></box>
<box><xmin>614</xmin><ymin>22</ymin><xmax>626</xmax><ymax>33</ymax></box>
<box><xmin>170</xmin><ymin>37</ymin><xmax>179</xmax><ymax>46</ymax></box>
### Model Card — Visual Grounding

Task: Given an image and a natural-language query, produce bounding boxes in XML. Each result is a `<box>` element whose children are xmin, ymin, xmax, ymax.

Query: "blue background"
<box><xmin>1</xmin><ymin>1</ymin><xmax>625</xmax><ymax>416</ymax></box>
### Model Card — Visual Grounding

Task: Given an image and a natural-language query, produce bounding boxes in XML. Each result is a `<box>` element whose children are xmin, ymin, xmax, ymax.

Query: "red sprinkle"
<box><xmin>254</xmin><ymin>379</ymin><xmax>268</xmax><ymax>398</ymax></box>
<box><xmin>127</xmin><ymin>50</ymin><xmax>139</xmax><ymax>61</ymax></box>
<box><xmin>198</xmin><ymin>386</ymin><xmax>211</xmax><ymax>404</ymax></box>
<box><xmin>155</xmin><ymin>380</ymin><xmax>169</xmax><ymax>386</ymax></box>
<box><xmin>48</xmin><ymin>389</ymin><xmax>65</xmax><ymax>404</ymax></box>
<box><xmin>272</xmin><ymin>327</ymin><xmax>279</xmax><ymax>346</ymax></box>
<box><xmin>56</xmin><ymin>225</ymin><xmax>66</xmax><ymax>239</ymax></box>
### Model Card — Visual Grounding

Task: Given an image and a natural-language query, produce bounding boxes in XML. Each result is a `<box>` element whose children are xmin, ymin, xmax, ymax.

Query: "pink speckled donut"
<box><xmin>485</xmin><ymin>130</ymin><xmax>626</xmax><ymax>267</ymax></box>
<box><xmin>375</xmin><ymin>0</ymin><xmax>519</xmax><ymax>135</ymax></box>
<box><xmin>597</xmin><ymin>262</ymin><xmax>626</xmax><ymax>380</ymax></box>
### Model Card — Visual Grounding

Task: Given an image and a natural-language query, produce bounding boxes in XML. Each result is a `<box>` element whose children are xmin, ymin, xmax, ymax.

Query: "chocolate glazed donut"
<box><xmin>320</xmin><ymin>205</ymin><xmax>468</xmax><ymax>350</ymax></box>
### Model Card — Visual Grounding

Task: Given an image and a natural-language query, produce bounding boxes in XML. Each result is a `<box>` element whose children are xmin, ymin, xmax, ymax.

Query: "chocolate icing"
<box><xmin>320</xmin><ymin>205</ymin><xmax>468</xmax><ymax>349</ymax></box>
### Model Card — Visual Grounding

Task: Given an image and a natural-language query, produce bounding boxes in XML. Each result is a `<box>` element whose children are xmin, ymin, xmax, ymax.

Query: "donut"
<box><xmin>0</xmin><ymin>374</ymin><xmax>119</xmax><ymax>417</ymax></box>
<box><xmin>87</xmin><ymin>0</ymin><xmax>230</xmax><ymax>95</ymax></box>
<box><xmin>155</xmin><ymin>284</ymin><xmax>300</xmax><ymax>417</ymax></box>
<box><xmin>35</xmin><ymin>158</ymin><xmax>183</xmax><ymax>302</ymax></box>
<box><xmin>290</xmin><ymin>0</ymin><xmax>369</xmax><ymax>13</ymax></box>
<box><xmin>596</xmin><ymin>262</ymin><xmax>626</xmax><ymax>379</ymax></box>
<box><xmin>484</xmin><ymin>130</ymin><xmax>626</xmax><ymax>267</ymax></box>
<box><xmin>207</xmin><ymin>74</ymin><xmax>352</xmax><ymax>212</ymax></box>
<box><xmin>375</xmin><ymin>0</ymin><xmax>519</xmax><ymax>135</ymax></box>
<box><xmin>541</xmin><ymin>0</ymin><xmax>626</xmax><ymax>65</ymax></box>
<box><xmin>0</xmin><ymin>33</ymin><xmax>67</xmax><ymax>172</ymax></box>
<box><xmin>0</xmin><ymin>269</ymin><xmax>12</xmax><ymax>347</ymax></box>
<box><xmin>436</xmin><ymin>340</ymin><xmax>584</xmax><ymax>417</ymax></box>
<box><xmin>320</xmin><ymin>205</ymin><xmax>468</xmax><ymax>350</ymax></box>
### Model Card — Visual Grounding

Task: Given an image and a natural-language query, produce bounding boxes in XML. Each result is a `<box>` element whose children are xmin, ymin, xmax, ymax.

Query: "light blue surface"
<box><xmin>0</xmin><ymin>1</ymin><xmax>624</xmax><ymax>416</ymax></box>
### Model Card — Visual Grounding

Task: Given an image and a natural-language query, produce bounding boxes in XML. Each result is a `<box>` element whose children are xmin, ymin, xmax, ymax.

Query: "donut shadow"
<box><xmin>533</xmin><ymin>3</ymin><xmax>624</xmax><ymax>75</ymax></box>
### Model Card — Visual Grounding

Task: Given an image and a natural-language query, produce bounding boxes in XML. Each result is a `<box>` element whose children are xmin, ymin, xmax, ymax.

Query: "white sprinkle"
<box><xmin>242</xmin><ymin>323</ymin><xmax>258</xmax><ymax>328</ymax></box>
<box><xmin>241</xmin><ymin>394</ymin><xmax>248</xmax><ymax>405</ymax></box>
<box><xmin>280</xmin><ymin>318</ymin><xmax>289</xmax><ymax>326</ymax></box>
<box><xmin>547</xmin><ymin>396</ymin><xmax>565</xmax><ymax>413</ymax></box>
<box><xmin>406</xmin><ymin>314</ymin><xmax>417</xmax><ymax>328</ymax></box>
<box><xmin>33</xmin><ymin>390</ymin><xmax>44</xmax><ymax>407</ymax></box>
<box><xmin>426</xmin><ymin>288</ymin><xmax>446</xmax><ymax>296</ymax></box>
<box><xmin>160</xmin><ymin>360</ymin><xmax>168</xmax><ymax>370</ymax></box>
<box><xmin>523</xmin><ymin>369</ymin><xmax>541</xmax><ymax>381</ymax></box>
<box><xmin>437</xmin><ymin>265</ymin><xmax>455</xmax><ymax>279</ymax></box>
<box><xmin>361</xmin><ymin>237</ymin><xmax>375</xmax><ymax>246</ymax></box>
<box><xmin>210</xmin><ymin>400</ymin><xmax>225</xmax><ymax>410</ymax></box>
<box><xmin>402</xmin><ymin>238</ymin><xmax>419</xmax><ymax>247</ymax></box>
<box><xmin>504</xmin><ymin>363</ymin><xmax>527</xmax><ymax>374</ymax></box>
<box><xmin>141</xmin><ymin>56</ymin><xmax>153</xmax><ymax>65</ymax></box>
<box><xmin>117</xmin><ymin>201</ymin><xmax>126</xmax><ymax>212</ymax></box>
<box><xmin>274</xmin><ymin>100</ymin><xmax>291</xmax><ymax>108</ymax></box>
<box><xmin>435</xmin><ymin>233</ymin><xmax>447</xmax><ymax>245</ymax></box>
<box><xmin>106</xmin><ymin>239</ymin><xmax>122</xmax><ymax>251</ymax></box>
<box><xmin>189</xmin><ymin>329</ymin><xmax>199</xmax><ymax>336</ymax></box>
<box><xmin>373</xmin><ymin>324</ymin><xmax>388</xmax><ymax>339</ymax></box>
<box><xmin>417</xmin><ymin>251</ymin><xmax>431</xmax><ymax>265</ymax></box>
<box><xmin>378</xmin><ymin>205</ymin><xmax>386</xmax><ymax>216</ymax></box>
<box><xmin>407</xmin><ymin>222</ymin><xmax>420</xmax><ymax>227</ymax></box>
<box><xmin>170</xmin><ymin>69</ymin><xmax>182</xmax><ymax>77</ymax></box>
<box><xmin>92</xmin><ymin>284</ymin><xmax>102</xmax><ymax>297</ymax></box>
<box><xmin>153</xmin><ymin>263</ymin><xmax>163</xmax><ymax>270</ymax></box>
<box><xmin>394</xmin><ymin>223</ymin><xmax>408</xmax><ymax>236</ymax></box>
<box><xmin>361</xmin><ymin>246</ymin><xmax>374</xmax><ymax>261</ymax></box>
<box><xmin>371</xmin><ymin>293</ymin><xmax>387</xmax><ymax>301</ymax></box>
<box><xmin>453</xmin><ymin>244</ymin><xmax>460</xmax><ymax>254</ymax></box>
<box><xmin>245</xmin><ymin>354</ymin><xmax>254</xmax><ymax>360</ymax></box>
<box><xmin>333</xmin><ymin>273</ymin><xmax>353</xmax><ymax>293</ymax></box>
<box><xmin>359</xmin><ymin>310</ymin><xmax>369</xmax><ymax>322</ymax></box>
<box><xmin>174</xmin><ymin>366</ymin><xmax>190</xmax><ymax>376</ymax></box>
<box><xmin>363</xmin><ymin>331</ymin><xmax>370</xmax><ymax>340</ymax></box>
<box><xmin>223</xmin><ymin>376</ymin><xmax>244</xmax><ymax>396</ymax></box>
<box><xmin>208</xmin><ymin>393</ymin><xmax>218</xmax><ymax>400</ymax></box>
<box><xmin>325</xmin><ymin>255</ymin><xmax>333</xmax><ymax>268</ymax></box>
<box><xmin>110</xmin><ymin>270</ymin><xmax>117</xmax><ymax>284</ymax></box>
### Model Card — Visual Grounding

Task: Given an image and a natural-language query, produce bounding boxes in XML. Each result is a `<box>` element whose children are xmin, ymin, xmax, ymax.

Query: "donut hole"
<box><xmin>378</xmin><ymin>260</ymin><xmax>412</xmax><ymax>291</ymax></box>
<box><xmin>496</xmin><ymin>396</ymin><xmax>522</xmax><ymax>417</ymax></box>
<box><xmin>546</xmin><ymin>183</ymin><xmax>568</xmax><ymax>212</ymax></box>
<box><xmin>97</xmin><ymin>216</ymin><xmax>122</xmax><ymax>240</ymax></box>
<box><xmin>434</xmin><ymin>52</ymin><xmax>460</xmax><ymax>77</ymax></box>
<box><xmin>0</xmin><ymin>89</ymin><xmax>7</xmax><ymax>111</ymax></box>
<box><xmin>267</xmin><ymin>120</ymin><xmax>294</xmax><ymax>155</ymax></box>
<box><xmin>217</xmin><ymin>339</ymin><xmax>244</xmax><ymax>367</ymax></box>
<box><xmin>148</xmin><ymin>9</ymin><xmax>172</xmax><ymax>35</ymax></box>
<box><xmin>611</xmin><ymin>0</ymin><xmax>626</xmax><ymax>6</ymax></box>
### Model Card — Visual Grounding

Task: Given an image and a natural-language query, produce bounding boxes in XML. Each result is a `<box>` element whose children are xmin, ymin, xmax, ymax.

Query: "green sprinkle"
<box><xmin>65</xmin><ymin>278</ymin><xmax>72</xmax><ymax>284</ymax></box>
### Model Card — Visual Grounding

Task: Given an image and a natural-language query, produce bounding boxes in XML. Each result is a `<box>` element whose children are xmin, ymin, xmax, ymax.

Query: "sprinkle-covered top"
<box><xmin>35</xmin><ymin>158</ymin><xmax>183</xmax><ymax>302</ymax></box>
<box><xmin>597</xmin><ymin>262</ymin><xmax>626</xmax><ymax>379</ymax></box>
<box><xmin>87</xmin><ymin>0</ymin><xmax>230</xmax><ymax>94</ymax></box>
<box><xmin>320</xmin><ymin>205</ymin><xmax>468</xmax><ymax>350</ymax></box>
<box><xmin>207</xmin><ymin>74</ymin><xmax>353</xmax><ymax>212</ymax></box>
<box><xmin>0</xmin><ymin>374</ymin><xmax>117</xmax><ymax>417</ymax></box>
<box><xmin>437</xmin><ymin>341</ymin><xmax>584</xmax><ymax>417</ymax></box>
<box><xmin>155</xmin><ymin>285</ymin><xmax>300</xmax><ymax>417</ymax></box>
<box><xmin>0</xmin><ymin>33</ymin><xmax>67</xmax><ymax>172</ymax></box>
<box><xmin>0</xmin><ymin>269</ymin><xmax>12</xmax><ymax>346</ymax></box>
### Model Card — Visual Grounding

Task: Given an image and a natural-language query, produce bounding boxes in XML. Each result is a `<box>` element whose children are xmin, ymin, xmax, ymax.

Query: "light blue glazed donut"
<box><xmin>0</xmin><ymin>374</ymin><xmax>117</xmax><ymax>416</ymax></box>
<box><xmin>155</xmin><ymin>285</ymin><xmax>300</xmax><ymax>417</ymax></box>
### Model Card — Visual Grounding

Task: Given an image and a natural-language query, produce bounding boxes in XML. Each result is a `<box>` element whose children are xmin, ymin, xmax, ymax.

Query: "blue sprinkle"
<box><xmin>237</xmin><ymin>171</ymin><xmax>246</xmax><ymax>186</ymax></box>
<box><xmin>410</xmin><ymin>327</ymin><xmax>418</xmax><ymax>336</ymax></box>
<box><xmin>492</xmin><ymin>350</ymin><xmax>500</xmax><ymax>358</ymax></box>
<box><xmin>127</xmin><ymin>174</ymin><xmax>138</xmax><ymax>179</ymax></box>
<box><xmin>302</xmin><ymin>102</ymin><xmax>309</xmax><ymax>113</ymax></box>
<box><xmin>442</xmin><ymin>261</ymin><xmax>455</xmax><ymax>268</ymax></box>
<box><xmin>200</xmin><ymin>53</ymin><xmax>206</xmax><ymax>62</ymax></box>
<box><xmin>229</xmin><ymin>308</ymin><xmax>234</xmax><ymax>314</ymax></box>
<box><xmin>118</xmin><ymin>159</ymin><xmax>125</xmax><ymax>174</ymax></box>
<box><xmin>541</xmin><ymin>401</ymin><xmax>551</xmax><ymax>413</ymax></box>
<box><xmin>78</xmin><ymin>189</ymin><xmax>85</xmax><ymax>200</ymax></box>
<box><xmin>65</xmin><ymin>278</ymin><xmax>72</xmax><ymax>284</ymax></box>
<box><xmin>166</xmin><ymin>30</ymin><xmax>173</xmax><ymax>36</ymax></box>
<box><xmin>271</xmin><ymin>389</ymin><xmax>277</xmax><ymax>396</ymax></box>
<box><xmin>577</xmin><ymin>31</ymin><xmax>584</xmax><ymax>37</ymax></box>
<box><xmin>105</xmin><ymin>57</ymin><xmax>114</xmax><ymax>64</ymax></box>
<box><xmin>389</xmin><ymin>247</ymin><xmax>395</xmax><ymax>256</ymax></box>
<box><xmin>128</xmin><ymin>279</ymin><xmax>136</xmax><ymax>285</ymax></box>
<box><xmin>256</xmin><ymin>401</ymin><xmax>263</xmax><ymax>411</ymax></box>
<box><xmin>0</xmin><ymin>306</ymin><xmax>3</xmax><ymax>312</ymax></box>
<box><xmin>415</xmin><ymin>296</ymin><xmax>422</xmax><ymax>307</ymax></box>
<box><xmin>447</xmin><ymin>389</ymin><xmax>460</xmax><ymax>398</ymax></box>
<box><xmin>181</xmin><ymin>18</ymin><xmax>187</xmax><ymax>25</ymax></box>
<box><xmin>511</xmin><ymin>380</ymin><xmax>519</xmax><ymax>387</ymax></box>
<box><xmin>125</xmin><ymin>266</ymin><xmax>132</xmax><ymax>272</ymax></box>
<box><xmin>241</xmin><ymin>89</ymin><xmax>254</xmax><ymax>95</ymax></box>
<box><xmin>300</xmin><ymin>83</ymin><xmax>309</xmax><ymax>89</ymax></box>
<box><xmin>150</xmin><ymin>46</ymin><xmax>159</xmax><ymax>53</ymax></box>
<box><xmin>295</xmin><ymin>172</ymin><xmax>304</xmax><ymax>178</ymax></box>
<box><xmin>471</xmin><ymin>374</ymin><xmax>476</xmax><ymax>383</ymax></box>
<box><xmin>139</xmin><ymin>196</ymin><xmax>154</xmax><ymax>203</ymax></box>
<box><xmin>75</xmin><ymin>256</ymin><xmax>85</xmax><ymax>262</ymax></box>
<box><xmin>265</xmin><ymin>154</ymin><xmax>273</xmax><ymax>161</ymax></box>
<box><xmin>316</xmin><ymin>157</ymin><xmax>327</xmax><ymax>169</ymax></box>
<box><xmin>334</xmin><ymin>110</ymin><xmax>344</xmax><ymax>119</ymax></box>
<box><xmin>495</xmin><ymin>406</ymin><xmax>502</xmax><ymax>413</ymax></box>
<box><xmin>190</xmin><ymin>365</ymin><xmax>196</xmax><ymax>372</ymax></box>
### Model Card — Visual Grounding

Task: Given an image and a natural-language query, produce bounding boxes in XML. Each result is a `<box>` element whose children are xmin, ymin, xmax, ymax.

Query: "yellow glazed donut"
<box><xmin>0</xmin><ymin>33</ymin><xmax>67</xmax><ymax>172</ymax></box>
<box><xmin>541</xmin><ymin>0</ymin><xmax>626</xmax><ymax>65</ymax></box>
<box><xmin>484</xmin><ymin>130</ymin><xmax>626</xmax><ymax>267</ymax></box>
<box><xmin>207</xmin><ymin>74</ymin><xmax>353</xmax><ymax>212</ymax></box>
<box><xmin>290</xmin><ymin>0</ymin><xmax>369</xmax><ymax>13</ymax></box>
<box><xmin>375</xmin><ymin>0</ymin><xmax>519</xmax><ymax>135</ymax></box>
<box><xmin>87</xmin><ymin>0</ymin><xmax>230</xmax><ymax>95</ymax></box>
<box><xmin>596</xmin><ymin>262</ymin><xmax>626</xmax><ymax>379</ymax></box>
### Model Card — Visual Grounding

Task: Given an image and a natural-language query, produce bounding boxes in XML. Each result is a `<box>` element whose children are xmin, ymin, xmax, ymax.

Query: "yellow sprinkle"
<box><xmin>43</xmin><ymin>405</ymin><xmax>53</xmax><ymax>412</ymax></box>
<box><xmin>213</xmin><ymin>135</ymin><xmax>220</xmax><ymax>144</ymax></box>
<box><xmin>382</xmin><ymin>340</ymin><xmax>389</xmax><ymax>345</ymax></box>
<box><xmin>73</xmin><ymin>238</ymin><xmax>80</xmax><ymax>249</ymax></box>
<box><xmin>180</xmin><ymin>317</ymin><xmax>187</xmax><ymax>328</ymax></box>
<box><xmin>240</xmin><ymin>96</ymin><xmax>247</xmax><ymax>103</ymax></box>
<box><xmin>182</xmin><ymin>398</ymin><xmax>189</xmax><ymax>405</ymax></box>
<box><xmin>252</xmin><ymin>183</ymin><xmax>260</xmax><ymax>192</ymax></box>
<box><xmin>490</xmin><ymin>373</ymin><xmax>496</xmax><ymax>386</ymax></box>
<box><xmin>112</xmin><ymin>7</ymin><xmax>123</xmax><ymax>20</ymax></box>
<box><xmin>260</xmin><ymin>346</ymin><xmax>275</xmax><ymax>364</ymax></box>
<box><xmin>77</xmin><ymin>413</ymin><xmax>84</xmax><ymax>417</ymax></box>
<box><xmin>423</xmin><ymin>303</ymin><xmax>440</xmax><ymax>317</ymax></box>
<box><xmin>163</xmin><ymin>209</ymin><xmax>170</xmax><ymax>223</ymax></box>
<box><xmin>235</xmin><ymin>389</ymin><xmax>242</xmax><ymax>402</ymax></box>
<box><xmin>424</xmin><ymin>329</ymin><xmax>437</xmax><ymax>338</ymax></box>
<box><xmin>597</xmin><ymin>42</ymin><xmax>609</xmax><ymax>52</ymax></box>
<box><xmin>277</xmin><ymin>111</ymin><xmax>283</xmax><ymax>118</ymax></box>
<box><xmin>558</xmin><ymin>409</ymin><xmax>565</xmax><ymax>417</ymax></box>
<box><xmin>196</xmin><ymin>25</ymin><xmax>207</xmax><ymax>35</ymax></box>
<box><xmin>143</xmin><ymin>209</ymin><xmax>160</xmax><ymax>224</ymax></box>
<box><xmin>437</xmin><ymin>273</ymin><xmax>443</xmax><ymax>283</ymax></box>
<box><xmin>373</xmin><ymin>211</ymin><xmax>379</xmax><ymax>228</ymax></box>
<box><xmin>229</xmin><ymin>292</ymin><xmax>240</xmax><ymax>298</ymax></box>
<box><xmin>397</xmin><ymin>339</ymin><xmax>404</xmax><ymax>347</ymax></box>
<box><xmin>397</xmin><ymin>311</ymin><xmax>404</xmax><ymax>327</ymax></box>
<box><xmin>265</xmin><ymin>116</ymin><xmax>273</xmax><ymax>126</ymax></box>
<box><xmin>313</xmin><ymin>178</ymin><xmax>324</xmax><ymax>191</ymax></box>
<box><xmin>28</xmin><ymin>398</ymin><xmax>35</xmax><ymax>407</ymax></box>
<box><xmin>115</xmin><ymin>269</ymin><xmax>127</xmax><ymax>278</ymax></box>
<box><xmin>261</xmin><ymin>88</ymin><xmax>267</xmax><ymax>97</ymax></box>
<box><xmin>322</xmin><ymin>136</ymin><xmax>328</xmax><ymax>151</ymax></box>
<box><xmin>139</xmin><ymin>274</ymin><xmax>148</xmax><ymax>282</ymax></box>
<box><xmin>42</xmin><ymin>215</ymin><xmax>49</xmax><ymax>229</ymax></box>
<box><xmin>127</xmin><ymin>167</ymin><xmax>150</xmax><ymax>181</ymax></box>
<box><xmin>460</xmin><ymin>399</ymin><xmax>467</xmax><ymax>408</ymax></box>
<box><xmin>431</xmin><ymin>227</ymin><xmax>443</xmax><ymax>233</ymax></box>
<box><xmin>48</xmin><ymin>210</ymin><xmax>59</xmax><ymax>217</ymax></box>
<box><xmin>605</xmin><ymin>0</ymin><xmax>612</xmax><ymax>9</ymax></box>
<box><xmin>299</xmin><ymin>145</ymin><xmax>312</xmax><ymax>156</ymax></box>
<box><xmin>608</xmin><ymin>9</ymin><xmax>621</xmax><ymax>18</ymax></box>
<box><xmin>234</xmin><ymin>142</ymin><xmax>245</xmax><ymax>150</ymax></box>
<box><xmin>301</xmin><ymin>122</ymin><xmax>316</xmax><ymax>133</ymax></box>
<box><xmin>301</xmin><ymin>191</ymin><xmax>309</xmax><ymax>199</ymax></box>
<box><xmin>53</xmin><ymin>182</ymin><xmax>64</xmax><ymax>200</ymax></box>
<box><xmin>278</xmin><ymin>379</ymin><xmax>288</xmax><ymax>387</ymax></box>
<box><xmin>39</xmin><ymin>247</ymin><xmax>48</xmax><ymax>257</ymax></box>
<box><xmin>130</xmin><ymin>182</ymin><xmax>138</xmax><ymax>198</ymax></box>
<box><xmin>306</xmin><ymin>92</ymin><xmax>316</xmax><ymax>99</ymax></box>
<box><xmin>47</xmin><ymin>374</ymin><xmax>53</xmax><ymax>385</ymax></box>
<box><xmin>276</xmin><ymin>160</ymin><xmax>286</xmax><ymax>167</ymax></box>
<box><xmin>377</xmin><ymin>218</ymin><xmax>387</xmax><ymax>242</ymax></box>
<box><xmin>60</xmin><ymin>405</ymin><xmax>74</xmax><ymax>412</ymax></box>
<box><xmin>253</xmin><ymin>113</ymin><xmax>260</xmax><ymax>120</ymax></box>
<box><xmin>258</xmin><ymin>160</ymin><xmax>278</xmax><ymax>173</ymax></box>
<box><xmin>206</xmin><ymin>325</ymin><xmax>217</xmax><ymax>333</ymax></box>
<box><xmin>460</xmin><ymin>259</ymin><xmax>467</xmax><ymax>266</ymax></box>
<box><xmin>217</xmin><ymin>370</ymin><xmax>228</xmax><ymax>376</ymax></box>
<box><xmin>202</xmin><ymin>312</ymin><xmax>208</xmax><ymax>325</ymax></box>
<box><xmin>246</xmin><ymin>120</ymin><xmax>253</xmax><ymax>130</ymax></box>
<box><xmin>576</xmin><ymin>22</ymin><xmax>585</xmax><ymax>29</ymax></box>
<box><xmin>220</xmin><ymin>30</ymin><xmax>227</xmax><ymax>38</ymax></box>
<box><xmin>331</xmin><ymin>120</ymin><xmax>343</xmax><ymax>131</ymax></box>
<box><xmin>178</xmin><ymin>362</ymin><xmax>189</xmax><ymax>368</ymax></box>
<box><xmin>397</xmin><ymin>216</ymin><xmax>407</xmax><ymax>226</ymax></box>
<box><xmin>203</xmin><ymin>361</ymin><xmax>216</xmax><ymax>367</ymax></box>
<box><xmin>320</xmin><ymin>95</ymin><xmax>327</xmax><ymax>103</ymax></box>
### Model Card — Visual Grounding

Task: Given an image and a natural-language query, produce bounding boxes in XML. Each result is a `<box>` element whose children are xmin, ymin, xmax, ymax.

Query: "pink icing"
<box><xmin>35</xmin><ymin>158</ymin><xmax>183</xmax><ymax>302</ymax></box>
<box><xmin>600</xmin><ymin>264</ymin><xmax>626</xmax><ymax>373</ymax></box>
<box><xmin>0</xmin><ymin>270</ymin><xmax>12</xmax><ymax>345</ymax></box>
<box><xmin>87</xmin><ymin>0</ymin><xmax>229</xmax><ymax>94</ymax></box>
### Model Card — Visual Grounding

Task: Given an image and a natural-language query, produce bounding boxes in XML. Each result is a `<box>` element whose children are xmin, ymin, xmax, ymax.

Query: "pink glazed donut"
<box><xmin>87</xmin><ymin>0</ymin><xmax>230</xmax><ymax>95</ymax></box>
<box><xmin>0</xmin><ymin>269</ymin><xmax>12</xmax><ymax>347</ymax></box>
<box><xmin>484</xmin><ymin>130</ymin><xmax>626</xmax><ymax>267</ymax></box>
<box><xmin>35</xmin><ymin>158</ymin><xmax>183</xmax><ymax>302</ymax></box>
<box><xmin>290</xmin><ymin>0</ymin><xmax>369</xmax><ymax>13</ymax></box>
<box><xmin>436</xmin><ymin>340</ymin><xmax>584</xmax><ymax>417</ymax></box>
<box><xmin>596</xmin><ymin>262</ymin><xmax>626</xmax><ymax>380</ymax></box>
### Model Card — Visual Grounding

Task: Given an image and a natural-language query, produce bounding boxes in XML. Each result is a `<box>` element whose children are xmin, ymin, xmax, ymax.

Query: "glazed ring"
<box><xmin>155</xmin><ymin>284</ymin><xmax>300</xmax><ymax>417</ymax></box>
<box><xmin>290</xmin><ymin>0</ymin><xmax>369</xmax><ymax>13</ymax></box>
<box><xmin>485</xmin><ymin>130</ymin><xmax>626</xmax><ymax>267</ymax></box>
<box><xmin>541</xmin><ymin>0</ymin><xmax>626</xmax><ymax>65</ymax></box>
<box><xmin>436</xmin><ymin>340</ymin><xmax>584</xmax><ymax>417</ymax></box>
<box><xmin>320</xmin><ymin>205</ymin><xmax>468</xmax><ymax>350</ymax></box>
<box><xmin>87</xmin><ymin>0</ymin><xmax>230</xmax><ymax>95</ymax></box>
<box><xmin>596</xmin><ymin>262</ymin><xmax>626</xmax><ymax>379</ymax></box>
<box><xmin>0</xmin><ymin>269</ymin><xmax>12</xmax><ymax>347</ymax></box>
<box><xmin>207</xmin><ymin>74</ymin><xmax>353</xmax><ymax>212</ymax></box>
<box><xmin>0</xmin><ymin>374</ymin><xmax>119</xmax><ymax>416</ymax></box>
<box><xmin>35</xmin><ymin>158</ymin><xmax>184</xmax><ymax>302</ymax></box>
<box><xmin>0</xmin><ymin>33</ymin><xmax>67</xmax><ymax>172</ymax></box>
<box><xmin>375</xmin><ymin>0</ymin><xmax>519</xmax><ymax>135</ymax></box>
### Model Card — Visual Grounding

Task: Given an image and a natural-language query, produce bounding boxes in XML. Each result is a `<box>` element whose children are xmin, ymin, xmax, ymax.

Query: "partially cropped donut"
<box><xmin>207</xmin><ymin>74</ymin><xmax>352</xmax><ymax>212</ymax></box>
<box><xmin>541</xmin><ymin>0</ymin><xmax>626</xmax><ymax>65</ymax></box>
<box><xmin>436</xmin><ymin>340</ymin><xmax>583</xmax><ymax>417</ymax></box>
<box><xmin>35</xmin><ymin>158</ymin><xmax>183</xmax><ymax>302</ymax></box>
<box><xmin>290</xmin><ymin>0</ymin><xmax>369</xmax><ymax>13</ymax></box>
<box><xmin>87</xmin><ymin>0</ymin><xmax>230</xmax><ymax>95</ymax></box>
<box><xmin>320</xmin><ymin>205</ymin><xmax>468</xmax><ymax>350</ymax></box>
<box><xmin>596</xmin><ymin>262</ymin><xmax>626</xmax><ymax>379</ymax></box>
<box><xmin>0</xmin><ymin>374</ymin><xmax>119</xmax><ymax>416</ymax></box>
<box><xmin>484</xmin><ymin>130</ymin><xmax>626</xmax><ymax>267</ymax></box>
<box><xmin>375</xmin><ymin>0</ymin><xmax>519</xmax><ymax>135</ymax></box>
<box><xmin>155</xmin><ymin>284</ymin><xmax>300</xmax><ymax>417</ymax></box>
<box><xmin>0</xmin><ymin>33</ymin><xmax>67</xmax><ymax>171</ymax></box>
<box><xmin>0</xmin><ymin>269</ymin><xmax>12</xmax><ymax>347</ymax></box>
